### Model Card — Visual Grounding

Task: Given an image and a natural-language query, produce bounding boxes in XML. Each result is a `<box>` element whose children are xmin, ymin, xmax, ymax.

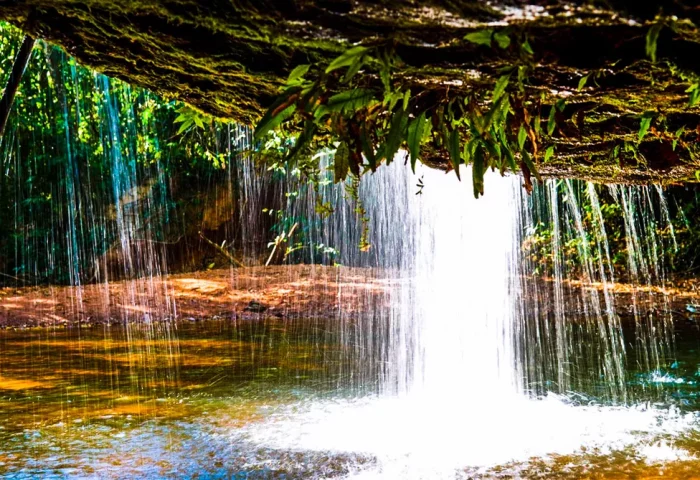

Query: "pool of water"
<box><xmin>0</xmin><ymin>317</ymin><xmax>700</xmax><ymax>478</ymax></box>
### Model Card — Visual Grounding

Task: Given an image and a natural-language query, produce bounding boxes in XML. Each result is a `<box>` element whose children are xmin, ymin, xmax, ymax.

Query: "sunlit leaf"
<box><xmin>494</xmin><ymin>31</ymin><xmax>511</xmax><ymax>49</ymax></box>
<box><xmin>407</xmin><ymin>111</ymin><xmax>428</xmax><ymax>173</ymax></box>
<box><xmin>492</xmin><ymin>74</ymin><xmax>510</xmax><ymax>102</ymax></box>
<box><xmin>326</xmin><ymin>46</ymin><xmax>369</xmax><ymax>73</ymax></box>
<box><xmin>343</xmin><ymin>56</ymin><xmax>364</xmax><ymax>83</ymax></box>
<box><xmin>544</xmin><ymin>145</ymin><xmax>555</xmax><ymax>162</ymax></box>
<box><xmin>286</xmin><ymin>64</ymin><xmax>310</xmax><ymax>86</ymax></box>
<box><xmin>578</xmin><ymin>73</ymin><xmax>591</xmax><ymax>91</ymax></box>
<box><xmin>646</xmin><ymin>23</ymin><xmax>663</xmax><ymax>63</ymax></box>
<box><xmin>448</xmin><ymin>129</ymin><xmax>461</xmax><ymax>180</ymax></box>
<box><xmin>326</xmin><ymin>88</ymin><xmax>376</xmax><ymax>113</ymax></box>
<box><xmin>638</xmin><ymin>112</ymin><xmax>654</xmax><ymax>142</ymax></box>
<box><xmin>177</xmin><ymin>118</ymin><xmax>194</xmax><ymax>135</ymax></box>
<box><xmin>254</xmin><ymin>87</ymin><xmax>302</xmax><ymax>140</ymax></box>
<box><xmin>464</xmin><ymin>29</ymin><xmax>494</xmax><ymax>47</ymax></box>
<box><xmin>518</xmin><ymin>125</ymin><xmax>527</xmax><ymax>150</ymax></box>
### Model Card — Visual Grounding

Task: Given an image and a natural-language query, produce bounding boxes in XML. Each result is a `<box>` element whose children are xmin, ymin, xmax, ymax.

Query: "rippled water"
<box><xmin>0</xmin><ymin>318</ymin><xmax>699</xmax><ymax>479</ymax></box>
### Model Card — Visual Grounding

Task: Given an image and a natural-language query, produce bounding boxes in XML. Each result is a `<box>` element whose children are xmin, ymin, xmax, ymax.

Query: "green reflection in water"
<box><xmin>1</xmin><ymin>317</ymin><xmax>700</xmax><ymax>478</ymax></box>
<box><xmin>0</xmin><ymin>320</ymin><xmax>374</xmax><ymax>478</ymax></box>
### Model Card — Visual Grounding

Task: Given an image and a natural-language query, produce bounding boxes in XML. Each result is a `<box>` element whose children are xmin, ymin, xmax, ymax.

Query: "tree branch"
<box><xmin>198</xmin><ymin>231</ymin><xmax>245</xmax><ymax>268</ymax></box>
<box><xmin>0</xmin><ymin>34</ymin><xmax>35</xmax><ymax>139</ymax></box>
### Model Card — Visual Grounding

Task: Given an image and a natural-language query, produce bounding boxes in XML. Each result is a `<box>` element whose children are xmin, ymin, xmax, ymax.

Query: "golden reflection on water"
<box><xmin>0</xmin><ymin>321</ymin><xmax>343</xmax><ymax>419</ymax></box>
<box><xmin>0</xmin><ymin>319</ymin><xmax>365</xmax><ymax>477</ymax></box>
<box><xmin>1</xmin><ymin>320</ymin><xmax>700</xmax><ymax>478</ymax></box>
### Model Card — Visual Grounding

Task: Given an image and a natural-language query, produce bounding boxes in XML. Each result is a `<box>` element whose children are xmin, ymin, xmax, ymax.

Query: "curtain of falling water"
<box><xmin>278</xmin><ymin>163</ymin><xmax>679</xmax><ymax>403</ymax></box>
<box><xmin>519</xmin><ymin>180</ymin><xmax>677</xmax><ymax>403</ymax></box>
<box><xmin>275</xmin><ymin>162</ymin><xmax>524</xmax><ymax>396</ymax></box>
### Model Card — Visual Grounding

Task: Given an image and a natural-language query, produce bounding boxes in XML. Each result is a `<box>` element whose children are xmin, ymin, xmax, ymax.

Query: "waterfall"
<box><xmin>239</xmin><ymin>163</ymin><xmax>694</xmax><ymax>478</ymax></box>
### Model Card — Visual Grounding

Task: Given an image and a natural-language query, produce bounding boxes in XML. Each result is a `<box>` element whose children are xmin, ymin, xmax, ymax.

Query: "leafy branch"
<box><xmin>254</xmin><ymin>32</ymin><xmax>549</xmax><ymax>198</ymax></box>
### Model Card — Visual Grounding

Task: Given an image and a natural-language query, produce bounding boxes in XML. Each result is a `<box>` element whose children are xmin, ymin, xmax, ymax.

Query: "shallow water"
<box><xmin>0</xmin><ymin>318</ymin><xmax>700</xmax><ymax>479</ymax></box>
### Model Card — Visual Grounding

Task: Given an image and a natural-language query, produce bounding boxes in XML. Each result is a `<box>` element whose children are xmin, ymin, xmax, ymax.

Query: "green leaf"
<box><xmin>517</xmin><ymin>66</ymin><xmax>528</xmax><ymax>90</ymax></box>
<box><xmin>402</xmin><ymin>89</ymin><xmax>411</xmax><ymax>110</ymax></box>
<box><xmin>448</xmin><ymin>129</ymin><xmax>462</xmax><ymax>180</ymax></box>
<box><xmin>483</xmin><ymin>136</ymin><xmax>501</xmax><ymax>163</ymax></box>
<box><xmin>492</xmin><ymin>74</ymin><xmax>510</xmax><ymax>101</ymax></box>
<box><xmin>326</xmin><ymin>88</ymin><xmax>376</xmax><ymax>113</ymax></box>
<box><xmin>334</xmin><ymin>142</ymin><xmax>350</xmax><ymax>183</ymax></box>
<box><xmin>472</xmin><ymin>144</ymin><xmax>485</xmax><ymax>198</ymax></box>
<box><xmin>483</xmin><ymin>96</ymin><xmax>509</xmax><ymax>133</ymax></box>
<box><xmin>464</xmin><ymin>29</ymin><xmax>494</xmax><ymax>47</ymax></box>
<box><xmin>578</xmin><ymin>73</ymin><xmax>591</xmax><ymax>91</ymax></box>
<box><xmin>384</xmin><ymin>109</ymin><xmax>409</xmax><ymax>165</ymax></box>
<box><xmin>547</xmin><ymin>106</ymin><xmax>557</xmax><ymax>136</ymax></box>
<box><xmin>689</xmin><ymin>86</ymin><xmax>700</xmax><ymax>108</ymax></box>
<box><xmin>286</xmin><ymin>64</ymin><xmax>310</xmax><ymax>86</ymax></box>
<box><xmin>521</xmin><ymin>40</ymin><xmax>534</xmax><ymax>55</ymax></box>
<box><xmin>494</xmin><ymin>31</ymin><xmax>511</xmax><ymax>49</ymax></box>
<box><xmin>326</xmin><ymin>46</ymin><xmax>369</xmax><ymax>73</ymax></box>
<box><xmin>646</xmin><ymin>24</ymin><xmax>663</xmax><ymax>63</ymax></box>
<box><xmin>555</xmin><ymin>99</ymin><xmax>566</xmax><ymax>112</ymax></box>
<box><xmin>193</xmin><ymin>115</ymin><xmax>205</xmax><ymax>129</ymax></box>
<box><xmin>518</xmin><ymin>125</ymin><xmax>527</xmax><ymax>150</ymax></box>
<box><xmin>521</xmin><ymin>149</ymin><xmax>541</xmax><ymax>182</ymax></box>
<box><xmin>673</xmin><ymin>126</ymin><xmax>686</xmax><ymax>151</ymax></box>
<box><xmin>285</xmin><ymin>120</ymin><xmax>317</xmax><ymax>162</ymax></box>
<box><xmin>462</xmin><ymin>139</ymin><xmax>473</xmax><ymax>166</ymax></box>
<box><xmin>503</xmin><ymin>142</ymin><xmax>517</xmax><ymax>172</ymax></box>
<box><xmin>380</xmin><ymin>68</ymin><xmax>391</xmax><ymax>93</ymax></box>
<box><xmin>385</xmin><ymin>90</ymin><xmax>402</xmax><ymax>111</ymax></box>
<box><xmin>407</xmin><ymin>111</ymin><xmax>428</xmax><ymax>173</ymax></box>
<box><xmin>638</xmin><ymin>113</ymin><xmax>654</xmax><ymax>142</ymax></box>
<box><xmin>343</xmin><ymin>56</ymin><xmax>364</xmax><ymax>83</ymax></box>
<box><xmin>544</xmin><ymin>145</ymin><xmax>555</xmax><ymax>162</ymax></box>
<box><xmin>177</xmin><ymin>118</ymin><xmax>194</xmax><ymax>135</ymax></box>
<box><xmin>611</xmin><ymin>144</ymin><xmax>621</xmax><ymax>162</ymax></box>
<box><xmin>254</xmin><ymin>87</ymin><xmax>302</xmax><ymax>140</ymax></box>
<box><xmin>360</xmin><ymin>128</ymin><xmax>377</xmax><ymax>171</ymax></box>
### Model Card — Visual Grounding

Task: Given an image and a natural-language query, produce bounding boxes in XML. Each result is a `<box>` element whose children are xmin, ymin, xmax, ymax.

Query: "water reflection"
<box><xmin>0</xmin><ymin>317</ymin><xmax>698</xmax><ymax>478</ymax></box>
<box><xmin>0</xmin><ymin>320</ymin><xmax>374</xmax><ymax>478</ymax></box>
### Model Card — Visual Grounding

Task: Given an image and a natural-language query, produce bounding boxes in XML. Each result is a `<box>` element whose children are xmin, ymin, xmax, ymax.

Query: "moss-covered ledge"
<box><xmin>1</xmin><ymin>0</ymin><xmax>700</xmax><ymax>184</ymax></box>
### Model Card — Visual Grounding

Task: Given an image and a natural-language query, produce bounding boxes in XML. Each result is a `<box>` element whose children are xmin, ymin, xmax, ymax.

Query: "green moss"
<box><xmin>1</xmin><ymin>0</ymin><xmax>700</xmax><ymax>183</ymax></box>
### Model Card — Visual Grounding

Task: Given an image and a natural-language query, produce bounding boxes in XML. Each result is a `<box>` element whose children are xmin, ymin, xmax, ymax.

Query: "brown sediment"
<box><xmin>0</xmin><ymin>265</ymin><xmax>699</xmax><ymax>328</ymax></box>
<box><xmin>0</xmin><ymin>265</ymin><xmax>393</xmax><ymax>328</ymax></box>
<box><xmin>531</xmin><ymin>275</ymin><xmax>700</xmax><ymax>320</ymax></box>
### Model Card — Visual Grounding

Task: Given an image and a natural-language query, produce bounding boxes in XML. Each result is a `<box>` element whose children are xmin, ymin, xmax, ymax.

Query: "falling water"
<box><xmin>229</xmin><ymin>163</ymin><xmax>696</xmax><ymax>478</ymax></box>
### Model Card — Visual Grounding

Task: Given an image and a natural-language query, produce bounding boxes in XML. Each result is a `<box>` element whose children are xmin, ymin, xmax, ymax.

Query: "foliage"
<box><xmin>0</xmin><ymin>22</ymin><xmax>268</xmax><ymax>283</ymax></box>
<box><xmin>254</xmin><ymin>30</ymin><xmax>556</xmax><ymax>198</ymax></box>
<box><xmin>523</xmin><ymin>181</ymin><xmax>699</xmax><ymax>280</ymax></box>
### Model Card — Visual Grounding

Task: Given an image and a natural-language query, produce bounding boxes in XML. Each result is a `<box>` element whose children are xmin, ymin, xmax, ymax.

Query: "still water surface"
<box><xmin>1</xmin><ymin>318</ymin><xmax>700</xmax><ymax>478</ymax></box>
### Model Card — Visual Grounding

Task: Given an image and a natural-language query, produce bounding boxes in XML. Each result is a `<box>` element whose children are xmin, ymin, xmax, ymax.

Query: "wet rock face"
<box><xmin>1</xmin><ymin>0</ymin><xmax>700</xmax><ymax>184</ymax></box>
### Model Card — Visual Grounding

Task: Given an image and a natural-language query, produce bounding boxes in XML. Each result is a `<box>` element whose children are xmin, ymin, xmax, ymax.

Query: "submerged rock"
<box><xmin>243</xmin><ymin>301</ymin><xmax>268</xmax><ymax>313</ymax></box>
